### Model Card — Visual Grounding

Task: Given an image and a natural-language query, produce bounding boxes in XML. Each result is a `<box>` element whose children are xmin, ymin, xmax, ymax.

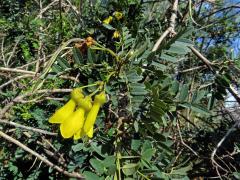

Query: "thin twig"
<box><xmin>36</xmin><ymin>0</ymin><xmax>59</xmax><ymax>19</ymax></box>
<box><xmin>189</xmin><ymin>46</ymin><xmax>240</xmax><ymax>105</ymax></box>
<box><xmin>0</xmin><ymin>119</ymin><xmax>57</xmax><ymax>136</ymax></box>
<box><xmin>152</xmin><ymin>28</ymin><xmax>172</xmax><ymax>52</ymax></box>
<box><xmin>0</xmin><ymin>89</ymin><xmax>72</xmax><ymax>118</ymax></box>
<box><xmin>189</xmin><ymin>46</ymin><xmax>214</xmax><ymax>71</ymax></box>
<box><xmin>179</xmin><ymin>65</ymin><xmax>207</xmax><ymax>73</ymax></box>
<box><xmin>0</xmin><ymin>68</ymin><xmax>79</xmax><ymax>83</ymax></box>
<box><xmin>176</xmin><ymin>119</ymin><xmax>199</xmax><ymax>157</ymax></box>
<box><xmin>0</xmin><ymin>67</ymin><xmax>36</xmax><ymax>75</ymax></box>
<box><xmin>6</xmin><ymin>38</ymin><xmax>21</xmax><ymax>67</ymax></box>
<box><xmin>0</xmin><ymin>130</ymin><xmax>84</xmax><ymax>179</ymax></box>
<box><xmin>0</xmin><ymin>74</ymin><xmax>33</xmax><ymax>89</ymax></box>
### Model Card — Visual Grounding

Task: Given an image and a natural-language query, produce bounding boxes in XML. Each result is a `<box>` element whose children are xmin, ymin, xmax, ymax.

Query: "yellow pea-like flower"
<box><xmin>60</xmin><ymin>107</ymin><xmax>85</xmax><ymax>139</ymax></box>
<box><xmin>60</xmin><ymin>96</ymin><xmax>93</xmax><ymax>139</ymax></box>
<box><xmin>73</xmin><ymin>97</ymin><xmax>93</xmax><ymax>140</ymax></box>
<box><xmin>71</xmin><ymin>88</ymin><xmax>84</xmax><ymax>102</ymax></box>
<box><xmin>48</xmin><ymin>88</ymin><xmax>84</xmax><ymax>124</ymax></box>
<box><xmin>103</xmin><ymin>16</ymin><xmax>113</xmax><ymax>24</ymax></box>
<box><xmin>48</xmin><ymin>99</ymin><xmax>76</xmax><ymax>124</ymax></box>
<box><xmin>83</xmin><ymin>91</ymin><xmax>106</xmax><ymax>134</ymax></box>
<box><xmin>76</xmin><ymin>96</ymin><xmax>92</xmax><ymax>112</ymax></box>
<box><xmin>113</xmin><ymin>31</ymin><xmax>120</xmax><ymax>39</ymax></box>
<box><xmin>113</xmin><ymin>11</ymin><xmax>123</xmax><ymax>20</ymax></box>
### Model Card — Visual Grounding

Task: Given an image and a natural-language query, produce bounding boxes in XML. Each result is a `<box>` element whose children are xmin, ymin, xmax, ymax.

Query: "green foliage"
<box><xmin>1</xmin><ymin>0</ymin><xmax>240</xmax><ymax>179</ymax></box>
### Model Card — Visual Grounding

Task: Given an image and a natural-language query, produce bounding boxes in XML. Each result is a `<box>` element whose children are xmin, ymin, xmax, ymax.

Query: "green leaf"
<box><xmin>72</xmin><ymin>47</ymin><xmax>83</xmax><ymax>65</ymax></box>
<box><xmin>207</xmin><ymin>93</ymin><xmax>215</xmax><ymax>110</ymax></box>
<box><xmin>131</xmin><ymin>139</ymin><xmax>141</xmax><ymax>151</ymax></box>
<box><xmin>103</xmin><ymin>24</ymin><xmax>115</xmax><ymax>30</ymax></box>
<box><xmin>122</xmin><ymin>163</ymin><xmax>139</xmax><ymax>176</ymax></box>
<box><xmin>57</xmin><ymin>57</ymin><xmax>70</xmax><ymax>69</ymax></box>
<box><xmin>178</xmin><ymin>84</ymin><xmax>189</xmax><ymax>102</ymax></box>
<box><xmin>160</xmin><ymin>53</ymin><xmax>178</xmax><ymax>62</ymax></box>
<box><xmin>83</xmin><ymin>171</ymin><xmax>101</xmax><ymax>180</ymax></box>
<box><xmin>233</xmin><ymin>172</ymin><xmax>240</xmax><ymax>179</ymax></box>
<box><xmin>171</xmin><ymin>80</ymin><xmax>179</xmax><ymax>94</ymax></box>
<box><xmin>191</xmin><ymin>90</ymin><xmax>206</xmax><ymax>103</ymax></box>
<box><xmin>170</xmin><ymin>164</ymin><xmax>192</xmax><ymax>176</ymax></box>
<box><xmin>51</xmin><ymin>64</ymin><xmax>63</xmax><ymax>73</ymax></box>
<box><xmin>190</xmin><ymin>104</ymin><xmax>210</xmax><ymax>115</ymax></box>
<box><xmin>127</xmin><ymin>71</ymin><xmax>142</xmax><ymax>82</ymax></box>
<box><xmin>151</xmin><ymin>61</ymin><xmax>167</xmax><ymax>71</ymax></box>
<box><xmin>103</xmin><ymin>156</ymin><xmax>115</xmax><ymax>167</ymax></box>
<box><xmin>72</xmin><ymin>143</ymin><xmax>84</xmax><ymax>152</ymax></box>
<box><xmin>90</xmin><ymin>158</ymin><xmax>105</xmax><ymax>174</ymax></box>
<box><xmin>87</xmin><ymin>48</ymin><xmax>93</xmax><ymax>63</ymax></box>
<box><xmin>141</xmin><ymin>148</ymin><xmax>155</xmax><ymax>163</ymax></box>
<box><xmin>179</xmin><ymin>103</ymin><xmax>210</xmax><ymax>115</ymax></box>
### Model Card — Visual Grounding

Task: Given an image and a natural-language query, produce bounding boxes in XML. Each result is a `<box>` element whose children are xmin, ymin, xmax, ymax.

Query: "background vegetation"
<box><xmin>1</xmin><ymin>0</ymin><xmax>240</xmax><ymax>179</ymax></box>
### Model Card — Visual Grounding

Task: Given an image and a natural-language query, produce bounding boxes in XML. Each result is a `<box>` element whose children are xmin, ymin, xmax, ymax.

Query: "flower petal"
<box><xmin>83</xmin><ymin>103</ymin><xmax>100</xmax><ymax>133</ymax></box>
<box><xmin>49</xmin><ymin>99</ymin><xmax>76</xmax><ymax>124</ymax></box>
<box><xmin>60</xmin><ymin>108</ymin><xmax>85</xmax><ymax>138</ymax></box>
<box><xmin>73</xmin><ymin>129</ymin><xmax>85</xmax><ymax>140</ymax></box>
<box><xmin>86</xmin><ymin>126</ymin><xmax>94</xmax><ymax>138</ymax></box>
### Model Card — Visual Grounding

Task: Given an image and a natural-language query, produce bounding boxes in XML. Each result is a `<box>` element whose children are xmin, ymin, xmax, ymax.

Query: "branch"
<box><xmin>0</xmin><ymin>67</ymin><xmax>35</xmax><ymax>75</ymax></box>
<box><xmin>189</xmin><ymin>46</ymin><xmax>214</xmax><ymax>71</ymax></box>
<box><xmin>179</xmin><ymin>65</ymin><xmax>207</xmax><ymax>73</ymax></box>
<box><xmin>0</xmin><ymin>89</ymin><xmax>72</xmax><ymax>119</ymax></box>
<box><xmin>200</xmin><ymin>5</ymin><xmax>240</xmax><ymax>21</ymax></box>
<box><xmin>211</xmin><ymin>121</ymin><xmax>238</xmax><ymax>174</ymax></box>
<box><xmin>189</xmin><ymin>46</ymin><xmax>240</xmax><ymax>105</ymax></box>
<box><xmin>36</xmin><ymin>0</ymin><xmax>59</xmax><ymax>19</ymax></box>
<box><xmin>176</xmin><ymin>119</ymin><xmax>199</xmax><ymax>157</ymax></box>
<box><xmin>0</xmin><ymin>119</ymin><xmax>57</xmax><ymax>136</ymax></box>
<box><xmin>0</xmin><ymin>67</ymin><xmax>79</xmax><ymax>85</ymax></box>
<box><xmin>152</xmin><ymin>0</ymin><xmax>178</xmax><ymax>52</ymax></box>
<box><xmin>0</xmin><ymin>74</ymin><xmax>32</xmax><ymax>89</ymax></box>
<box><xmin>0</xmin><ymin>130</ymin><xmax>84</xmax><ymax>179</ymax></box>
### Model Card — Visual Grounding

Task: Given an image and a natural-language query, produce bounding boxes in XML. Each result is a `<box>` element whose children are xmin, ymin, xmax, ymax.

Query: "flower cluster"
<box><xmin>49</xmin><ymin>88</ymin><xmax>106</xmax><ymax>140</ymax></box>
<box><xmin>102</xmin><ymin>11</ymin><xmax>123</xmax><ymax>39</ymax></box>
<box><xmin>102</xmin><ymin>11</ymin><xmax>123</xmax><ymax>25</ymax></box>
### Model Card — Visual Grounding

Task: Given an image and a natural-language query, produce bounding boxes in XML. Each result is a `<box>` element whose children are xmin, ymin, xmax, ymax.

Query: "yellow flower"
<box><xmin>113</xmin><ymin>31</ymin><xmax>120</xmax><ymax>39</ymax></box>
<box><xmin>48</xmin><ymin>99</ymin><xmax>76</xmax><ymax>124</ymax></box>
<box><xmin>60</xmin><ymin>96</ymin><xmax>93</xmax><ymax>139</ymax></box>
<box><xmin>103</xmin><ymin>16</ymin><xmax>113</xmax><ymax>24</ymax></box>
<box><xmin>114</xmin><ymin>11</ymin><xmax>123</xmax><ymax>20</ymax></box>
<box><xmin>60</xmin><ymin>107</ymin><xmax>85</xmax><ymax>138</ymax></box>
<box><xmin>71</xmin><ymin>88</ymin><xmax>84</xmax><ymax>102</ymax></box>
<box><xmin>83</xmin><ymin>91</ymin><xmax>106</xmax><ymax>134</ymax></box>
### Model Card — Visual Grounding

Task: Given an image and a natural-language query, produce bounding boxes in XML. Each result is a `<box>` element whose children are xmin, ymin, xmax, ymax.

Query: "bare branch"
<box><xmin>176</xmin><ymin>120</ymin><xmax>199</xmax><ymax>157</ymax></box>
<box><xmin>189</xmin><ymin>46</ymin><xmax>240</xmax><ymax>105</ymax></box>
<box><xmin>152</xmin><ymin>0</ymin><xmax>178</xmax><ymax>52</ymax></box>
<box><xmin>0</xmin><ymin>130</ymin><xmax>84</xmax><ymax>179</ymax></box>
<box><xmin>0</xmin><ymin>89</ymin><xmax>72</xmax><ymax>118</ymax></box>
<box><xmin>0</xmin><ymin>119</ymin><xmax>57</xmax><ymax>136</ymax></box>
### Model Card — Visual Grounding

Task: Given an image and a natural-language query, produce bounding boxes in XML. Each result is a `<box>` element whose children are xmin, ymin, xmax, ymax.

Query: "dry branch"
<box><xmin>0</xmin><ymin>119</ymin><xmax>57</xmax><ymax>136</ymax></box>
<box><xmin>0</xmin><ymin>130</ymin><xmax>84</xmax><ymax>179</ymax></box>
<box><xmin>189</xmin><ymin>46</ymin><xmax>240</xmax><ymax>105</ymax></box>
<box><xmin>0</xmin><ymin>89</ymin><xmax>72</xmax><ymax>119</ymax></box>
<box><xmin>152</xmin><ymin>0</ymin><xmax>178</xmax><ymax>52</ymax></box>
